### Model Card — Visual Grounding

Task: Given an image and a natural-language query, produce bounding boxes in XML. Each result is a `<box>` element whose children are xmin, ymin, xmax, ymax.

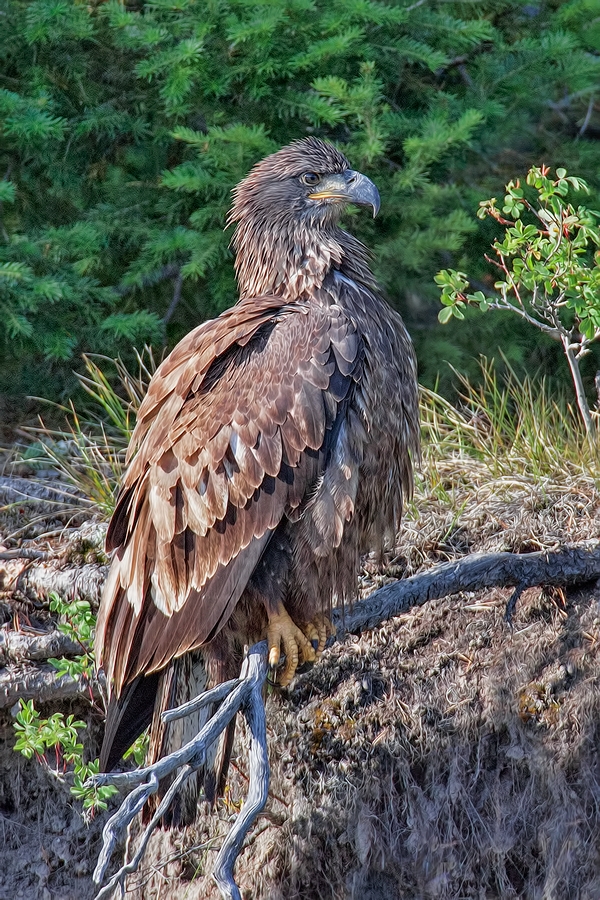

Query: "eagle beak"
<box><xmin>308</xmin><ymin>170</ymin><xmax>381</xmax><ymax>217</ymax></box>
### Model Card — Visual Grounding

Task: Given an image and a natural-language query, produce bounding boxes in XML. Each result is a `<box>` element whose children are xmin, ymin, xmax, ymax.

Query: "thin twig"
<box><xmin>561</xmin><ymin>335</ymin><xmax>595</xmax><ymax>439</ymax></box>
<box><xmin>162</xmin><ymin>270</ymin><xmax>184</xmax><ymax>327</ymax></box>
<box><xmin>577</xmin><ymin>94</ymin><xmax>595</xmax><ymax>138</ymax></box>
<box><xmin>94</xmin><ymin>767</ymin><xmax>190</xmax><ymax>900</ymax></box>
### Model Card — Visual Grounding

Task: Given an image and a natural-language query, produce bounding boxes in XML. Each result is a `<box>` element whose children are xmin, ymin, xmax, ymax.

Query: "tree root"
<box><xmin>337</xmin><ymin>541</ymin><xmax>600</xmax><ymax>637</ymax></box>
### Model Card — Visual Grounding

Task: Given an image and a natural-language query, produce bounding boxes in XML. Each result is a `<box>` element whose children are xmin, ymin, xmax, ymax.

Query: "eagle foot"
<box><xmin>267</xmin><ymin>606</ymin><xmax>316</xmax><ymax>687</ymax></box>
<box><xmin>303</xmin><ymin>613</ymin><xmax>335</xmax><ymax>660</ymax></box>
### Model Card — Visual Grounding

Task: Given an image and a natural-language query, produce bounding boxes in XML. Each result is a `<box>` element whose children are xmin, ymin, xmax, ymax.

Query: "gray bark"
<box><xmin>0</xmin><ymin>663</ymin><xmax>100</xmax><ymax>709</ymax></box>
<box><xmin>337</xmin><ymin>542</ymin><xmax>600</xmax><ymax>637</ymax></box>
<box><xmin>0</xmin><ymin>628</ymin><xmax>80</xmax><ymax>666</ymax></box>
<box><xmin>16</xmin><ymin>562</ymin><xmax>107</xmax><ymax>606</ymax></box>
<box><xmin>92</xmin><ymin>644</ymin><xmax>269</xmax><ymax>900</ymax></box>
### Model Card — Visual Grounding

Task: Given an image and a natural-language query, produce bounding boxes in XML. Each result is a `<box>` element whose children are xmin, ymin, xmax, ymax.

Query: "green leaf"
<box><xmin>0</xmin><ymin>182</ymin><xmax>16</xmax><ymax>203</ymax></box>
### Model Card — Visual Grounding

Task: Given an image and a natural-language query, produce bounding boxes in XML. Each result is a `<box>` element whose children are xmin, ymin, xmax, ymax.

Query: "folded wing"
<box><xmin>96</xmin><ymin>295</ymin><xmax>363</xmax><ymax>702</ymax></box>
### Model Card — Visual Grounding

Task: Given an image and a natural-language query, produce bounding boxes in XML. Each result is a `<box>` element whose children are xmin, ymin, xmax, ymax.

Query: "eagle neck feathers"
<box><xmin>233</xmin><ymin>218</ymin><xmax>375</xmax><ymax>301</ymax></box>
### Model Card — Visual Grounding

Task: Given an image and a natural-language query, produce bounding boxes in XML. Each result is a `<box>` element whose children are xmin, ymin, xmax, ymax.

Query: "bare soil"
<box><xmin>1</xmin><ymin>466</ymin><xmax>600</xmax><ymax>900</ymax></box>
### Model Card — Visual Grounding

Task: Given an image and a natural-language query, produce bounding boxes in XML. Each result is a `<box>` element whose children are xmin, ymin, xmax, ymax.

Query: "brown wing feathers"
<box><xmin>97</xmin><ymin>298</ymin><xmax>360</xmax><ymax>709</ymax></box>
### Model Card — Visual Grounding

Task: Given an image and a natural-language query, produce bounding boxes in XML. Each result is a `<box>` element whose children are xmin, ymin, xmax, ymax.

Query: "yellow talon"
<box><xmin>303</xmin><ymin>620</ymin><xmax>319</xmax><ymax>647</ymax></box>
<box><xmin>267</xmin><ymin>605</ymin><xmax>315</xmax><ymax>687</ymax></box>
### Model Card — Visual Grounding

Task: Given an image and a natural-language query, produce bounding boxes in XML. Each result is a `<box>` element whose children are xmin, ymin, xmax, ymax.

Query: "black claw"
<box><xmin>267</xmin><ymin>654</ymin><xmax>287</xmax><ymax>687</ymax></box>
<box><xmin>296</xmin><ymin>660</ymin><xmax>314</xmax><ymax>675</ymax></box>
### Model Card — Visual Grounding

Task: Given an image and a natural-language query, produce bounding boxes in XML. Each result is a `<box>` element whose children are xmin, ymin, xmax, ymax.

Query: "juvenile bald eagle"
<box><xmin>96</xmin><ymin>138</ymin><xmax>419</xmax><ymax>821</ymax></box>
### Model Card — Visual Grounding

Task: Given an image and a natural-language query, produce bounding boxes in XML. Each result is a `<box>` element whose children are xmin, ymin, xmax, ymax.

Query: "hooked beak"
<box><xmin>308</xmin><ymin>170</ymin><xmax>381</xmax><ymax>217</ymax></box>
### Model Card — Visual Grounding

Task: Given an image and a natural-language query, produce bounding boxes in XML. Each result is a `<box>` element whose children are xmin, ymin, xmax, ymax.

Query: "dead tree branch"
<box><xmin>15</xmin><ymin>562</ymin><xmax>107</xmax><ymax>605</ymax></box>
<box><xmin>337</xmin><ymin>542</ymin><xmax>600</xmax><ymax>637</ymax></box>
<box><xmin>0</xmin><ymin>548</ymin><xmax>54</xmax><ymax>561</ymax></box>
<box><xmin>92</xmin><ymin>643</ymin><xmax>268</xmax><ymax>900</ymax></box>
<box><xmin>0</xmin><ymin>663</ymin><xmax>101</xmax><ymax>708</ymax></box>
<box><xmin>0</xmin><ymin>627</ymin><xmax>80</xmax><ymax>665</ymax></box>
<box><xmin>85</xmin><ymin>542</ymin><xmax>600</xmax><ymax>898</ymax></box>
<box><xmin>0</xmin><ymin>475</ymin><xmax>75</xmax><ymax>507</ymax></box>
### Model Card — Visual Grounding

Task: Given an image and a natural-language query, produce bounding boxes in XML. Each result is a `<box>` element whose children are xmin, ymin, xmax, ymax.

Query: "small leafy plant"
<box><xmin>47</xmin><ymin>593</ymin><xmax>96</xmax><ymax>680</ymax></box>
<box><xmin>14</xmin><ymin>700</ymin><xmax>117</xmax><ymax>812</ymax></box>
<box><xmin>436</xmin><ymin>166</ymin><xmax>600</xmax><ymax>437</ymax></box>
<box><xmin>13</xmin><ymin>592</ymin><xmax>147</xmax><ymax>815</ymax></box>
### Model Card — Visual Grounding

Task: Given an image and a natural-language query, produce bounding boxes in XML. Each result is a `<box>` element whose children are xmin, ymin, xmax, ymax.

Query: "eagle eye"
<box><xmin>301</xmin><ymin>172</ymin><xmax>320</xmax><ymax>186</ymax></box>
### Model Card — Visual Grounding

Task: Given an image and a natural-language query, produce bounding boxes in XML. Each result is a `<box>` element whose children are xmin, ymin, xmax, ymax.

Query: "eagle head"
<box><xmin>229</xmin><ymin>137</ymin><xmax>380</xmax><ymax>298</ymax></box>
<box><xmin>228</xmin><ymin>137</ymin><xmax>380</xmax><ymax>230</ymax></box>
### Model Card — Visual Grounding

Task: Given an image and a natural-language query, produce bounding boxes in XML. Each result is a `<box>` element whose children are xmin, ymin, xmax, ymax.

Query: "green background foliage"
<box><xmin>1</xmin><ymin>0</ymin><xmax>600</xmax><ymax>398</ymax></box>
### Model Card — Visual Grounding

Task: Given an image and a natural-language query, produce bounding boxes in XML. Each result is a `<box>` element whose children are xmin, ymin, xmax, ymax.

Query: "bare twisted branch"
<box><xmin>92</xmin><ymin>642</ymin><xmax>268</xmax><ymax>900</ymax></box>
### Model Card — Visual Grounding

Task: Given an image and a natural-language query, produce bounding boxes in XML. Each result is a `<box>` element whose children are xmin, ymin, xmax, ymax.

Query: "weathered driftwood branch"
<box><xmin>6</xmin><ymin>543</ymin><xmax>595</xmax><ymax>711</ymax></box>
<box><xmin>0</xmin><ymin>548</ymin><xmax>54</xmax><ymax>561</ymax></box>
<box><xmin>336</xmin><ymin>542</ymin><xmax>600</xmax><ymax>637</ymax></box>
<box><xmin>15</xmin><ymin>562</ymin><xmax>107</xmax><ymax>605</ymax></box>
<box><xmin>0</xmin><ymin>664</ymin><xmax>101</xmax><ymax>708</ymax></box>
<box><xmin>1</xmin><ymin>520</ymin><xmax>107</xmax><ymax>603</ymax></box>
<box><xmin>92</xmin><ymin>643</ymin><xmax>269</xmax><ymax>900</ymax></box>
<box><xmin>0</xmin><ymin>475</ymin><xmax>75</xmax><ymax>507</ymax></box>
<box><xmin>89</xmin><ymin>542</ymin><xmax>600</xmax><ymax>900</ymax></box>
<box><xmin>0</xmin><ymin>627</ymin><xmax>80</xmax><ymax>665</ymax></box>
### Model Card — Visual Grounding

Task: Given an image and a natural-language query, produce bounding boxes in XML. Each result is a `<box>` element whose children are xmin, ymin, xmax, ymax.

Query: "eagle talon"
<box><xmin>303</xmin><ymin>620</ymin><xmax>320</xmax><ymax>653</ymax></box>
<box><xmin>267</xmin><ymin>606</ymin><xmax>315</xmax><ymax>687</ymax></box>
<box><xmin>306</xmin><ymin>613</ymin><xmax>335</xmax><ymax>660</ymax></box>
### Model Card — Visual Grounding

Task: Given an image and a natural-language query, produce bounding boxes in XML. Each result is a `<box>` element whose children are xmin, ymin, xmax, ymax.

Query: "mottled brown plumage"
<box><xmin>96</xmin><ymin>137</ymin><xmax>419</xmax><ymax>822</ymax></box>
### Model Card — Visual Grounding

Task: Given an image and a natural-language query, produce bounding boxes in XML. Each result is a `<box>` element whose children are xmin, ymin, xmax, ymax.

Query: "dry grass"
<box><xmin>401</xmin><ymin>360</ymin><xmax>600</xmax><ymax>573</ymax></box>
<box><xmin>2</xmin><ymin>349</ymin><xmax>157</xmax><ymax>532</ymax></box>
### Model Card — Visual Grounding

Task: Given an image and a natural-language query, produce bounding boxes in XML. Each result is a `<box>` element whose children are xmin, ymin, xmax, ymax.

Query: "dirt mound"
<box><xmin>111</xmin><ymin>578</ymin><xmax>600</xmax><ymax>900</ymax></box>
<box><xmin>1</xmin><ymin>470</ymin><xmax>600</xmax><ymax>899</ymax></box>
<box><xmin>0</xmin><ymin>707</ymin><xmax>106</xmax><ymax>900</ymax></box>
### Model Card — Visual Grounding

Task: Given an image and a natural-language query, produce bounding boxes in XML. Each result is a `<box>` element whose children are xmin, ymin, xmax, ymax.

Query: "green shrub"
<box><xmin>436</xmin><ymin>166</ymin><xmax>600</xmax><ymax>436</ymax></box>
<box><xmin>13</xmin><ymin>592</ymin><xmax>147</xmax><ymax>815</ymax></box>
<box><xmin>2</xmin><ymin>0</ymin><xmax>600</xmax><ymax>398</ymax></box>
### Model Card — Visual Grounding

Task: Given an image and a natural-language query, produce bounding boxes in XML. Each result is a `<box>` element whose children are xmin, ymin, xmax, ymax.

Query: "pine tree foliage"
<box><xmin>1</xmin><ymin>0</ymin><xmax>599</xmax><ymax>396</ymax></box>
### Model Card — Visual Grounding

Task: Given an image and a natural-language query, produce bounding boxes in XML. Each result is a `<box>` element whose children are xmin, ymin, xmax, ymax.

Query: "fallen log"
<box><xmin>16</xmin><ymin>562</ymin><xmax>107</xmax><ymax>606</ymax></box>
<box><xmin>0</xmin><ymin>663</ymin><xmax>100</xmax><ymax>708</ymax></box>
<box><xmin>0</xmin><ymin>475</ymin><xmax>76</xmax><ymax>508</ymax></box>
<box><xmin>0</xmin><ymin>628</ymin><xmax>80</xmax><ymax>666</ymax></box>
<box><xmin>3</xmin><ymin>542</ymin><xmax>600</xmax><ymax>712</ymax></box>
